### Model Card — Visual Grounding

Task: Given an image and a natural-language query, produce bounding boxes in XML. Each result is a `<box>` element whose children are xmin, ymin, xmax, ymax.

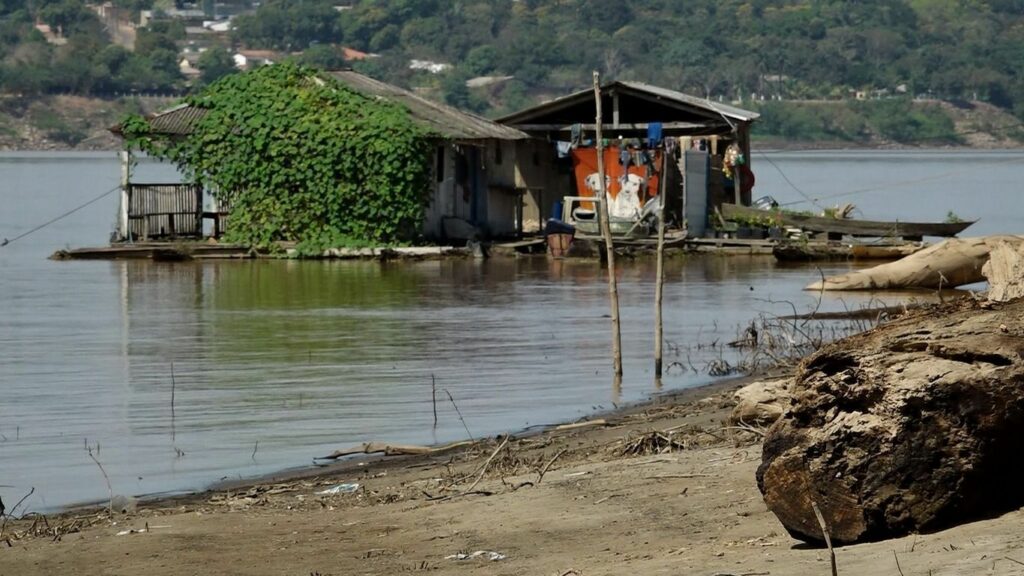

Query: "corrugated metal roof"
<box><xmin>113</xmin><ymin>71</ymin><xmax>527</xmax><ymax>141</ymax></box>
<box><xmin>145</xmin><ymin>103</ymin><xmax>209</xmax><ymax>136</ymax></box>
<box><xmin>498</xmin><ymin>81</ymin><xmax>760</xmax><ymax>125</ymax></box>
<box><xmin>327</xmin><ymin>70</ymin><xmax>527</xmax><ymax>140</ymax></box>
<box><xmin>617</xmin><ymin>81</ymin><xmax>760</xmax><ymax>122</ymax></box>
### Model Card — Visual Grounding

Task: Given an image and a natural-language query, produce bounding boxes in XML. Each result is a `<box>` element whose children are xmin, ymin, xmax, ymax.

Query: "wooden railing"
<box><xmin>127</xmin><ymin>183</ymin><xmax>203</xmax><ymax>240</ymax></box>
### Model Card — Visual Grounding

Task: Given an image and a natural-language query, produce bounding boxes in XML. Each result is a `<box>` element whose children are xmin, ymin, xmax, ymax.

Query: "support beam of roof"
<box><xmin>620</xmin><ymin>89</ymin><xmax>726</xmax><ymax>123</ymax></box>
<box><xmin>511</xmin><ymin>122</ymin><xmax>728</xmax><ymax>133</ymax></box>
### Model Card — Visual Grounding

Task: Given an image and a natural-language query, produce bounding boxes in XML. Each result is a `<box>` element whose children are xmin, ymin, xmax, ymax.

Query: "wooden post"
<box><xmin>733</xmin><ymin>133</ymin><xmax>743</xmax><ymax>206</ymax></box>
<box><xmin>654</xmin><ymin>149</ymin><xmax>668</xmax><ymax>379</ymax></box>
<box><xmin>680</xmin><ymin>137</ymin><xmax>691</xmax><ymax>234</ymax></box>
<box><xmin>612</xmin><ymin>91</ymin><xmax>620</xmax><ymax>128</ymax></box>
<box><xmin>593</xmin><ymin>71</ymin><xmax>623</xmax><ymax>378</ymax></box>
<box><xmin>119</xmin><ymin>149</ymin><xmax>131</xmax><ymax>242</ymax></box>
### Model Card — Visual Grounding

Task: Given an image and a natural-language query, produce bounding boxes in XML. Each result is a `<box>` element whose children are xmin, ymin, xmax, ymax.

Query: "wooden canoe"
<box><xmin>722</xmin><ymin>203</ymin><xmax>974</xmax><ymax>239</ymax></box>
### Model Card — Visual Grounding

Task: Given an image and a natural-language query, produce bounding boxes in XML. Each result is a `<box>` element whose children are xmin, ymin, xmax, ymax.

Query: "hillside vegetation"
<box><xmin>240</xmin><ymin>1</ymin><xmax>1024</xmax><ymax>115</ymax></box>
<box><xmin>3</xmin><ymin>0</ymin><xmax>1024</xmax><ymax>148</ymax></box>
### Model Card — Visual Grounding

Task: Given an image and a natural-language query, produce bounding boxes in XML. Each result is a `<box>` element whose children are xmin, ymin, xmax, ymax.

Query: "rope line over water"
<box><xmin>0</xmin><ymin>185</ymin><xmax>121</xmax><ymax>248</ymax></box>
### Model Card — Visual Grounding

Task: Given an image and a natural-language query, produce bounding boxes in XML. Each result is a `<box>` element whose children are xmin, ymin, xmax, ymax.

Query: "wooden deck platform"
<box><xmin>51</xmin><ymin>243</ymin><xmax>258</xmax><ymax>261</ymax></box>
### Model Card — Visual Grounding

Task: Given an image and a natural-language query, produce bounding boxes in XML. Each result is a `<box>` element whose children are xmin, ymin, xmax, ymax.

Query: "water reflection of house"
<box><xmin>497</xmin><ymin>81</ymin><xmax>759</xmax><ymax>238</ymax></box>
<box><xmin>109</xmin><ymin>69</ymin><xmax>530</xmax><ymax>243</ymax></box>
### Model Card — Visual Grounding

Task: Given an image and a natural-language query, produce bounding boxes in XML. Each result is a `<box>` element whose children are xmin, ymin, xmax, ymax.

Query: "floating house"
<box><xmin>497</xmin><ymin>81</ymin><xmax>760</xmax><ymax>238</ymax></box>
<box><xmin>110</xmin><ymin>74</ymin><xmax>760</xmax><ymax>246</ymax></box>
<box><xmin>110</xmin><ymin>70</ymin><xmax>530</xmax><ymax>243</ymax></box>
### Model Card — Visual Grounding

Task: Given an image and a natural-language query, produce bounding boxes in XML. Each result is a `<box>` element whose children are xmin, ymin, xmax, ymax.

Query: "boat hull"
<box><xmin>722</xmin><ymin>204</ymin><xmax>974</xmax><ymax>239</ymax></box>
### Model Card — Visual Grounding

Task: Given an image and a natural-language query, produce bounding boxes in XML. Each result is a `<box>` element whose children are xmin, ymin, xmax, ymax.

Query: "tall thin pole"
<box><xmin>654</xmin><ymin>149</ymin><xmax>668</xmax><ymax>378</ymax></box>
<box><xmin>593</xmin><ymin>71</ymin><xmax>622</xmax><ymax>377</ymax></box>
<box><xmin>119</xmin><ymin>149</ymin><xmax>131</xmax><ymax>242</ymax></box>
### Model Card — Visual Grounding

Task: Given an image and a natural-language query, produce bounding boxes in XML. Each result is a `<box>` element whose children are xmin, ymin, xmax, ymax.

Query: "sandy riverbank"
<box><xmin>3</xmin><ymin>369</ymin><xmax>1024</xmax><ymax>576</ymax></box>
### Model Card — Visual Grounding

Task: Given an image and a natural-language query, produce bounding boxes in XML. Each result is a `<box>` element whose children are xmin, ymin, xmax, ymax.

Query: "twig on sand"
<box><xmin>317</xmin><ymin>440</ymin><xmax>475</xmax><ymax>461</ymax></box>
<box><xmin>722</xmin><ymin>425</ymin><xmax>767</xmax><ymax>437</ymax></box>
<box><xmin>536</xmin><ymin>449</ymin><xmax>567</xmax><ymax>484</ymax></box>
<box><xmin>429</xmin><ymin>436</ymin><xmax>512</xmax><ymax>502</ymax></box>
<box><xmin>894</xmin><ymin>550</ymin><xmax>905</xmax><ymax>576</ymax></box>
<box><xmin>0</xmin><ymin>487</ymin><xmax>34</xmax><ymax>544</ymax></box>
<box><xmin>462</xmin><ymin>436</ymin><xmax>510</xmax><ymax>495</ymax></box>
<box><xmin>1005</xmin><ymin>556</ymin><xmax>1024</xmax><ymax>566</ymax></box>
<box><xmin>555</xmin><ymin>419</ymin><xmax>608</xmax><ymax>432</ymax></box>
<box><xmin>811</xmin><ymin>501</ymin><xmax>838</xmax><ymax>576</ymax></box>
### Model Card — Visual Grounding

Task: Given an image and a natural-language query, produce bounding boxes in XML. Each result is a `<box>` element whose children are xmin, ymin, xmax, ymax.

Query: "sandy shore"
<box><xmin>3</xmin><ymin>373</ymin><xmax>1024</xmax><ymax>576</ymax></box>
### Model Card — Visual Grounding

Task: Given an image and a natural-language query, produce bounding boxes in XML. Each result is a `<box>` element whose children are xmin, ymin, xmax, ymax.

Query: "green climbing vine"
<box><xmin>121</xmin><ymin>63</ymin><xmax>434</xmax><ymax>253</ymax></box>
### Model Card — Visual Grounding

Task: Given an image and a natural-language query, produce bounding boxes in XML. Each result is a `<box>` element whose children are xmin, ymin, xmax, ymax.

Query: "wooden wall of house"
<box><xmin>422</xmin><ymin>145</ymin><xmax>449</xmax><ymax>239</ymax></box>
<box><xmin>483</xmin><ymin>139</ymin><xmax>520</xmax><ymax>237</ymax></box>
<box><xmin>514</xmin><ymin>140</ymin><xmax>569</xmax><ymax>232</ymax></box>
<box><xmin>425</xmin><ymin>142</ymin><xmax>504</xmax><ymax>241</ymax></box>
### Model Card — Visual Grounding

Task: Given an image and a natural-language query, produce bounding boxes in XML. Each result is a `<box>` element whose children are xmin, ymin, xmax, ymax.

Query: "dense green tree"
<box><xmin>296</xmin><ymin>44</ymin><xmax>348</xmax><ymax>70</ymax></box>
<box><xmin>197</xmin><ymin>49</ymin><xmax>238</xmax><ymax>87</ymax></box>
<box><xmin>233</xmin><ymin>0</ymin><xmax>342</xmax><ymax>50</ymax></box>
<box><xmin>121</xmin><ymin>63</ymin><xmax>435</xmax><ymax>249</ymax></box>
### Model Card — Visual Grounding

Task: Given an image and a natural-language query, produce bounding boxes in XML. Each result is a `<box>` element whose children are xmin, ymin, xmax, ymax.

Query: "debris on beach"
<box><xmin>317</xmin><ymin>483</ymin><xmax>360</xmax><ymax>496</ymax></box>
<box><xmin>728</xmin><ymin>379</ymin><xmax>791</xmax><ymax>427</ymax></box>
<box><xmin>445</xmin><ymin>550</ymin><xmax>507</xmax><ymax>561</ymax></box>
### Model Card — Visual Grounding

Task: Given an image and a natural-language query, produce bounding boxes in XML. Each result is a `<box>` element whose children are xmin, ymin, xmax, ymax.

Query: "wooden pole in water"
<box><xmin>593</xmin><ymin>71</ymin><xmax>622</xmax><ymax>377</ymax></box>
<box><xmin>654</xmin><ymin>148</ymin><xmax>669</xmax><ymax>378</ymax></box>
<box><xmin>119</xmin><ymin>149</ymin><xmax>131</xmax><ymax>242</ymax></box>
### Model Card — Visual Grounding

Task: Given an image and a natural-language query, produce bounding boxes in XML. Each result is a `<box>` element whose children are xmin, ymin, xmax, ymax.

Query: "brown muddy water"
<box><xmin>1</xmin><ymin>150</ymin><xmax>1021</xmax><ymax>512</ymax></box>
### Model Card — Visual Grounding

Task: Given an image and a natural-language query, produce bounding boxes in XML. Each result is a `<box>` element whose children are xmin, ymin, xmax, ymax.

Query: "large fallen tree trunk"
<box><xmin>757</xmin><ymin>297</ymin><xmax>1024</xmax><ymax>545</ymax></box>
<box><xmin>982</xmin><ymin>240</ymin><xmax>1024</xmax><ymax>302</ymax></box>
<box><xmin>807</xmin><ymin>235</ymin><xmax>1024</xmax><ymax>291</ymax></box>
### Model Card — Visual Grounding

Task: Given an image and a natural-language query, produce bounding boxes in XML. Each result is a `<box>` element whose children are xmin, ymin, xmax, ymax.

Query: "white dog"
<box><xmin>612</xmin><ymin>173</ymin><xmax>643</xmax><ymax>219</ymax></box>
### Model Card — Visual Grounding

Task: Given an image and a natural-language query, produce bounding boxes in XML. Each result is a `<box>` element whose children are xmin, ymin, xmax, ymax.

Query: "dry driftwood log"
<box><xmin>982</xmin><ymin>241</ymin><xmax>1024</xmax><ymax>302</ymax></box>
<box><xmin>318</xmin><ymin>440</ymin><xmax>474</xmax><ymax>460</ymax></box>
<box><xmin>807</xmin><ymin>235</ymin><xmax>1024</xmax><ymax>291</ymax></box>
<box><xmin>758</xmin><ymin>297</ymin><xmax>1024</xmax><ymax>544</ymax></box>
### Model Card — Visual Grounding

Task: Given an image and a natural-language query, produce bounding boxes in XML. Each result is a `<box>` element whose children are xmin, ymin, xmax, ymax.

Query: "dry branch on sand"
<box><xmin>317</xmin><ymin>440</ymin><xmax>475</xmax><ymax>461</ymax></box>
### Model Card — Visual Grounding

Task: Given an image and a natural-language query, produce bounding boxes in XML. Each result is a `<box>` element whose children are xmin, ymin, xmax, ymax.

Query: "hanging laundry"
<box><xmin>665</xmin><ymin>137</ymin><xmax>677</xmax><ymax>155</ymax></box>
<box><xmin>647</xmin><ymin>122</ymin><xmax>663</xmax><ymax>146</ymax></box>
<box><xmin>619</xmin><ymin>147</ymin><xmax>633</xmax><ymax>169</ymax></box>
<box><xmin>570</xmin><ymin>124</ymin><xmax>584</xmax><ymax>147</ymax></box>
<box><xmin>556</xmin><ymin>141</ymin><xmax>572</xmax><ymax>159</ymax></box>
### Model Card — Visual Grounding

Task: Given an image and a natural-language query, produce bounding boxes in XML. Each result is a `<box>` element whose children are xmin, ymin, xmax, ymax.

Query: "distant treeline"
<box><xmin>4</xmin><ymin>0</ymin><xmax>1024</xmax><ymax>145</ymax></box>
<box><xmin>231</xmin><ymin>0</ymin><xmax>1024</xmax><ymax>121</ymax></box>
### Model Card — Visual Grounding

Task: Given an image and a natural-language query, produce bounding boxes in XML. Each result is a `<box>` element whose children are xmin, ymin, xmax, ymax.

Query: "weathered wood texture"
<box><xmin>807</xmin><ymin>235</ymin><xmax>1024</xmax><ymax>290</ymax></box>
<box><xmin>593</xmin><ymin>71</ymin><xmax>623</xmax><ymax>377</ymax></box>
<box><xmin>127</xmin><ymin>183</ymin><xmax>203</xmax><ymax>240</ymax></box>
<box><xmin>758</xmin><ymin>298</ymin><xmax>1024</xmax><ymax>544</ymax></box>
<box><xmin>982</xmin><ymin>241</ymin><xmax>1024</xmax><ymax>302</ymax></box>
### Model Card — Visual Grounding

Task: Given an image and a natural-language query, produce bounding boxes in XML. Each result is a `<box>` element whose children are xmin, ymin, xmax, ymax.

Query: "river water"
<box><xmin>0</xmin><ymin>150</ymin><xmax>1021</xmax><ymax>512</ymax></box>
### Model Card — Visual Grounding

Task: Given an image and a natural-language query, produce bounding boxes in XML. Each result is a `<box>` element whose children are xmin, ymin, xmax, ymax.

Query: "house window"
<box><xmin>494</xmin><ymin>144</ymin><xmax>503</xmax><ymax>165</ymax></box>
<box><xmin>436</xmin><ymin>146</ymin><xmax>445</xmax><ymax>182</ymax></box>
